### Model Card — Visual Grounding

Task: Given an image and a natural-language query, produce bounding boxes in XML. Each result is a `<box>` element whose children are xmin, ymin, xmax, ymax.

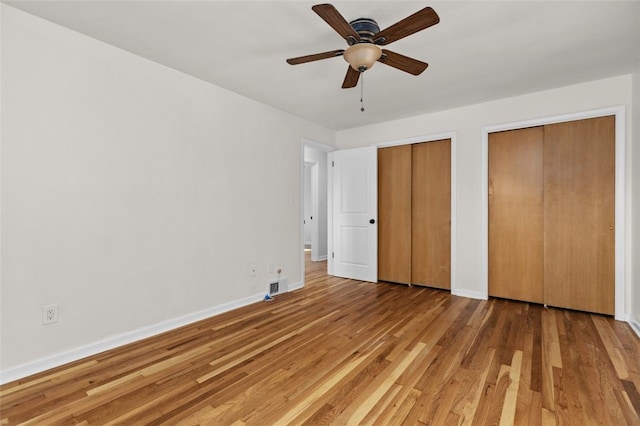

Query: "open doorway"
<box><xmin>303</xmin><ymin>163</ymin><xmax>313</xmax><ymax>252</ymax></box>
<box><xmin>302</xmin><ymin>140</ymin><xmax>334</xmax><ymax>283</ymax></box>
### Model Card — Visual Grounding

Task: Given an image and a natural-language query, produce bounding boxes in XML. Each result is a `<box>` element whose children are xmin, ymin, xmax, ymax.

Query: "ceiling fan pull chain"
<box><xmin>360</xmin><ymin>72</ymin><xmax>365</xmax><ymax>112</ymax></box>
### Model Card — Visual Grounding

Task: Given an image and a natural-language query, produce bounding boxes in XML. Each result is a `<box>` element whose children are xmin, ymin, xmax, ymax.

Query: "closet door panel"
<box><xmin>378</xmin><ymin>145</ymin><xmax>412</xmax><ymax>284</ymax></box>
<box><xmin>543</xmin><ymin>116</ymin><xmax>615</xmax><ymax>315</ymax></box>
<box><xmin>411</xmin><ymin>139</ymin><xmax>451</xmax><ymax>289</ymax></box>
<box><xmin>488</xmin><ymin>127</ymin><xmax>544</xmax><ymax>303</ymax></box>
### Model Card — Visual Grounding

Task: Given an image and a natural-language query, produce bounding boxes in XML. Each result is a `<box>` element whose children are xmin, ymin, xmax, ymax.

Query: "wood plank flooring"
<box><xmin>1</xmin><ymin>252</ymin><xmax>639</xmax><ymax>425</ymax></box>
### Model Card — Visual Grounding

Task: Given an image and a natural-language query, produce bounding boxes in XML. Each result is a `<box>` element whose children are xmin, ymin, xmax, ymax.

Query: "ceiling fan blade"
<box><xmin>374</xmin><ymin>7</ymin><xmax>440</xmax><ymax>45</ymax></box>
<box><xmin>342</xmin><ymin>66</ymin><xmax>360</xmax><ymax>89</ymax></box>
<box><xmin>312</xmin><ymin>4</ymin><xmax>361</xmax><ymax>44</ymax></box>
<box><xmin>286</xmin><ymin>50</ymin><xmax>345</xmax><ymax>65</ymax></box>
<box><xmin>378</xmin><ymin>49</ymin><xmax>428</xmax><ymax>75</ymax></box>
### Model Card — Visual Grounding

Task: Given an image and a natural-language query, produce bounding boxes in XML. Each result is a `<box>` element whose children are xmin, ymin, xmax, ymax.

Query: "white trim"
<box><xmin>481</xmin><ymin>106</ymin><xmax>627</xmax><ymax>319</ymax></box>
<box><xmin>301</xmin><ymin>139</ymin><xmax>336</xmax><ymax>287</ymax></box>
<box><xmin>614</xmin><ymin>111</ymin><xmax>627</xmax><ymax>321</ymax></box>
<box><xmin>288</xmin><ymin>280</ymin><xmax>304</xmax><ymax>292</ymax></box>
<box><xmin>629</xmin><ymin>314</ymin><xmax>640</xmax><ymax>338</ymax></box>
<box><xmin>376</xmin><ymin>131</ymin><xmax>457</xmax><ymax>149</ymax></box>
<box><xmin>310</xmin><ymin>163</ymin><xmax>320</xmax><ymax>261</ymax></box>
<box><xmin>302</xmin><ymin>138</ymin><xmax>336</xmax><ymax>152</ymax></box>
<box><xmin>450</xmin><ymin>136</ymin><xmax>459</xmax><ymax>298</ymax></box>
<box><xmin>375</xmin><ymin>131</ymin><xmax>458</xmax><ymax>295</ymax></box>
<box><xmin>0</xmin><ymin>292</ymin><xmax>265</xmax><ymax>385</ymax></box>
<box><xmin>302</xmin><ymin>157</ymin><xmax>312</xmax><ymax>282</ymax></box>
<box><xmin>327</xmin><ymin>151</ymin><xmax>334</xmax><ymax>276</ymax></box>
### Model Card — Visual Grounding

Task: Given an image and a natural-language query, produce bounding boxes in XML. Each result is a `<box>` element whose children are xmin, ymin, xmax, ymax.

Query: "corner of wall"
<box><xmin>631</xmin><ymin>59</ymin><xmax>640</xmax><ymax>327</ymax></box>
<box><xmin>629</xmin><ymin>313</ymin><xmax>640</xmax><ymax>338</ymax></box>
<box><xmin>630</xmin><ymin>0</ymin><xmax>640</xmax><ymax>324</ymax></box>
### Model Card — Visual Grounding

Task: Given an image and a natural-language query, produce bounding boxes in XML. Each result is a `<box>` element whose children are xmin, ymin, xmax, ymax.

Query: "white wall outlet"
<box><xmin>42</xmin><ymin>304</ymin><xmax>58</xmax><ymax>325</ymax></box>
<box><xmin>248</xmin><ymin>264</ymin><xmax>257</xmax><ymax>276</ymax></box>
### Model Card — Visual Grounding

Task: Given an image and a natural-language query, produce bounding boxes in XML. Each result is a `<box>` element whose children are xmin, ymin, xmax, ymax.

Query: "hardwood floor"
<box><xmin>1</xmin><ymin>253</ymin><xmax>639</xmax><ymax>425</ymax></box>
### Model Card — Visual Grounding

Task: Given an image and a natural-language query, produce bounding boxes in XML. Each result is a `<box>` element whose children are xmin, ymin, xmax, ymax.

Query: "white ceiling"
<box><xmin>5</xmin><ymin>0</ymin><xmax>640</xmax><ymax>130</ymax></box>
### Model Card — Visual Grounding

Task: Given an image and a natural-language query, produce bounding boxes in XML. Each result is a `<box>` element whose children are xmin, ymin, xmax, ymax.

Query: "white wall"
<box><xmin>631</xmin><ymin>47</ymin><xmax>640</xmax><ymax>330</ymax></box>
<box><xmin>2</xmin><ymin>3</ymin><xmax>637</xmax><ymax>383</ymax></box>
<box><xmin>0</xmin><ymin>5</ymin><xmax>334</xmax><ymax>379</ymax></box>
<box><xmin>337</xmin><ymin>75</ymin><xmax>635</xmax><ymax>315</ymax></box>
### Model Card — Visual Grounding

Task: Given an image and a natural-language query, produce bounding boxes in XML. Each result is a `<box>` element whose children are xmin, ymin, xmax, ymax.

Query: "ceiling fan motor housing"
<box><xmin>349</xmin><ymin>18</ymin><xmax>380</xmax><ymax>44</ymax></box>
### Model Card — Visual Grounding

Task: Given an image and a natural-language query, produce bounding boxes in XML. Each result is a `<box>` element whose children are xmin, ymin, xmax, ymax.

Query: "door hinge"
<box><xmin>332</xmin><ymin>252</ymin><xmax>334</xmax><ymax>258</ymax></box>
<box><xmin>332</xmin><ymin>160</ymin><xmax>334</xmax><ymax>167</ymax></box>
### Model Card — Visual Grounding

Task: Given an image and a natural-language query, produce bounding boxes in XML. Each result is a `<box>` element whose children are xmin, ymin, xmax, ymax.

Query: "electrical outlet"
<box><xmin>42</xmin><ymin>304</ymin><xmax>58</xmax><ymax>325</ymax></box>
<box><xmin>249</xmin><ymin>264</ymin><xmax>257</xmax><ymax>276</ymax></box>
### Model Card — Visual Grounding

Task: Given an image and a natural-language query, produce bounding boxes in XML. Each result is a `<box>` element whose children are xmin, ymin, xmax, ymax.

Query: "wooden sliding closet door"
<box><xmin>488</xmin><ymin>127</ymin><xmax>544</xmax><ymax>303</ymax></box>
<box><xmin>544</xmin><ymin>116</ymin><xmax>615</xmax><ymax>315</ymax></box>
<box><xmin>411</xmin><ymin>140</ymin><xmax>451</xmax><ymax>289</ymax></box>
<box><xmin>378</xmin><ymin>145</ymin><xmax>412</xmax><ymax>284</ymax></box>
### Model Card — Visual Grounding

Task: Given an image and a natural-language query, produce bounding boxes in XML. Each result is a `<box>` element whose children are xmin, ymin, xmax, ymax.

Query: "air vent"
<box><xmin>269</xmin><ymin>281</ymin><xmax>279</xmax><ymax>296</ymax></box>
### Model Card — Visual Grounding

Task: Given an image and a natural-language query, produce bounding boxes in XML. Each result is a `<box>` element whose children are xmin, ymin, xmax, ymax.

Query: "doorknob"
<box><xmin>370</xmin><ymin>219</ymin><xmax>375</xmax><ymax>224</ymax></box>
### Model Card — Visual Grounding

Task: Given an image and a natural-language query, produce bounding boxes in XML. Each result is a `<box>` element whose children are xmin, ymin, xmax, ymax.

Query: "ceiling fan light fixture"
<box><xmin>344</xmin><ymin>43</ymin><xmax>382</xmax><ymax>72</ymax></box>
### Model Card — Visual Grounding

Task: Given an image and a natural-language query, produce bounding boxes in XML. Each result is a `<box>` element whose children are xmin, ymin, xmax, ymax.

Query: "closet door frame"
<box><xmin>481</xmin><ymin>106</ymin><xmax>627</xmax><ymax>320</ymax></box>
<box><xmin>377</xmin><ymin>131</ymin><xmax>457</xmax><ymax>295</ymax></box>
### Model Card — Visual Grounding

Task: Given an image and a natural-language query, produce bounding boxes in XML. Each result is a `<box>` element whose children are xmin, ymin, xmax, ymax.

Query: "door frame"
<box><xmin>303</xmin><ymin>163</ymin><xmax>313</xmax><ymax>248</ymax></box>
<box><xmin>300</xmin><ymin>139</ymin><xmax>336</xmax><ymax>289</ymax></box>
<box><xmin>303</xmin><ymin>161</ymin><xmax>323</xmax><ymax>261</ymax></box>
<box><xmin>376</xmin><ymin>131</ymin><xmax>457</xmax><ymax>294</ymax></box>
<box><xmin>481</xmin><ymin>106</ymin><xmax>627</xmax><ymax>320</ymax></box>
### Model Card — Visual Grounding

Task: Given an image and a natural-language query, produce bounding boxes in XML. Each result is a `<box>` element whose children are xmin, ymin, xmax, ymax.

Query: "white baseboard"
<box><xmin>0</xmin><ymin>292</ymin><xmax>265</xmax><ymax>385</ymax></box>
<box><xmin>451</xmin><ymin>289</ymin><xmax>488</xmax><ymax>300</ymax></box>
<box><xmin>629</xmin><ymin>314</ymin><xmax>640</xmax><ymax>338</ymax></box>
<box><xmin>287</xmin><ymin>280</ymin><xmax>304</xmax><ymax>292</ymax></box>
<box><xmin>317</xmin><ymin>255</ymin><xmax>327</xmax><ymax>261</ymax></box>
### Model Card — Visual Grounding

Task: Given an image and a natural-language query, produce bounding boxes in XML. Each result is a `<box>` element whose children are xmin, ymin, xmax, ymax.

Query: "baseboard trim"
<box><xmin>0</xmin><ymin>292</ymin><xmax>265</xmax><ymax>385</ymax></box>
<box><xmin>287</xmin><ymin>280</ymin><xmax>304</xmax><ymax>292</ymax></box>
<box><xmin>629</xmin><ymin>314</ymin><xmax>640</xmax><ymax>338</ymax></box>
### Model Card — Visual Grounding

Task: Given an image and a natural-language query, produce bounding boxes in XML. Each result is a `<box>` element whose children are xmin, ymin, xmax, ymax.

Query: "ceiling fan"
<box><xmin>286</xmin><ymin>3</ymin><xmax>440</xmax><ymax>89</ymax></box>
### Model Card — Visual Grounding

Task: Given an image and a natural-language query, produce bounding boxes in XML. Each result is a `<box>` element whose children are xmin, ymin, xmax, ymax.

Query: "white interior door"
<box><xmin>328</xmin><ymin>146</ymin><xmax>377</xmax><ymax>282</ymax></box>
